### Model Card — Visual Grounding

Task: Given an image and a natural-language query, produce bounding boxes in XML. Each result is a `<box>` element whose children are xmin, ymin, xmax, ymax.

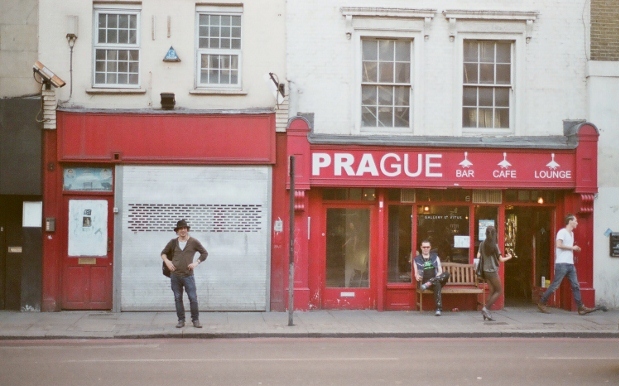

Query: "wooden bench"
<box><xmin>416</xmin><ymin>262</ymin><xmax>485</xmax><ymax>311</ymax></box>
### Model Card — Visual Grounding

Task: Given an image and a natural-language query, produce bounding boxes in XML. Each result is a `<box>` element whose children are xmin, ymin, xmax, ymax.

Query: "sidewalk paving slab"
<box><xmin>0</xmin><ymin>306</ymin><xmax>617</xmax><ymax>340</ymax></box>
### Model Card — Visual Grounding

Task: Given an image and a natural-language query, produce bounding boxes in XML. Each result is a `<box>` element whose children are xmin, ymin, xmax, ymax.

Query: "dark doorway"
<box><xmin>504</xmin><ymin>206</ymin><xmax>553</xmax><ymax>306</ymax></box>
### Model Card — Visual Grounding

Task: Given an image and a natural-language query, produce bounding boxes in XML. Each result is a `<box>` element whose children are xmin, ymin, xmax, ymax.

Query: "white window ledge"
<box><xmin>86</xmin><ymin>88</ymin><xmax>146</xmax><ymax>95</ymax></box>
<box><xmin>189</xmin><ymin>89</ymin><xmax>247</xmax><ymax>96</ymax></box>
<box><xmin>442</xmin><ymin>9</ymin><xmax>538</xmax><ymax>43</ymax></box>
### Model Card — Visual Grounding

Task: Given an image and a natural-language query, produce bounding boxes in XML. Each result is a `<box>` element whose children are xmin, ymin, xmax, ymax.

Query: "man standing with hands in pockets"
<box><xmin>161</xmin><ymin>219</ymin><xmax>208</xmax><ymax>328</ymax></box>
<box><xmin>537</xmin><ymin>214</ymin><xmax>595</xmax><ymax>315</ymax></box>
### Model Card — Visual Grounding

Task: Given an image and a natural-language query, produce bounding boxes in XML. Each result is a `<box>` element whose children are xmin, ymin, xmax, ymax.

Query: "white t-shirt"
<box><xmin>555</xmin><ymin>228</ymin><xmax>574</xmax><ymax>264</ymax></box>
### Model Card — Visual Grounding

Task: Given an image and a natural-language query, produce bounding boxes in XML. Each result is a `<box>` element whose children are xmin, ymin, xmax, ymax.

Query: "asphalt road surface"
<box><xmin>0</xmin><ymin>338</ymin><xmax>617</xmax><ymax>386</ymax></box>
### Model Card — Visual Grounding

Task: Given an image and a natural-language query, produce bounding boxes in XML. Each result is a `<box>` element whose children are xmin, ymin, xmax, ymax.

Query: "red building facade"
<box><xmin>272</xmin><ymin>117</ymin><xmax>599</xmax><ymax>312</ymax></box>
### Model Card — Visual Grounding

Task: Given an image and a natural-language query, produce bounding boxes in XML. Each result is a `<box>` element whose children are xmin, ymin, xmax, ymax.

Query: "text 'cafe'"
<box><xmin>278</xmin><ymin>118</ymin><xmax>598</xmax><ymax>312</ymax></box>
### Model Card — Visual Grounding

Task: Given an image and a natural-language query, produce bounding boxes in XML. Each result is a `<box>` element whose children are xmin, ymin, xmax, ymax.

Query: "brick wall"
<box><xmin>591</xmin><ymin>0</ymin><xmax>619</xmax><ymax>60</ymax></box>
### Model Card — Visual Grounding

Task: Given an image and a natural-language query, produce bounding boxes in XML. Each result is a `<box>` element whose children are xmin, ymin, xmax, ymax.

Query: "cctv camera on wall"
<box><xmin>33</xmin><ymin>61</ymin><xmax>66</xmax><ymax>88</ymax></box>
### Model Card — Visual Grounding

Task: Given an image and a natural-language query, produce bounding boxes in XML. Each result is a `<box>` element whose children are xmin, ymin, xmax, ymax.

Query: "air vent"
<box><xmin>472</xmin><ymin>190</ymin><xmax>502</xmax><ymax>204</ymax></box>
<box><xmin>400</xmin><ymin>189</ymin><xmax>416</xmax><ymax>203</ymax></box>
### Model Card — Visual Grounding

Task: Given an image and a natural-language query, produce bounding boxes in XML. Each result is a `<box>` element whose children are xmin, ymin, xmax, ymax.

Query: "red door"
<box><xmin>321</xmin><ymin>205</ymin><xmax>376</xmax><ymax>309</ymax></box>
<box><xmin>62</xmin><ymin>196</ymin><xmax>113</xmax><ymax>309</ymax></box>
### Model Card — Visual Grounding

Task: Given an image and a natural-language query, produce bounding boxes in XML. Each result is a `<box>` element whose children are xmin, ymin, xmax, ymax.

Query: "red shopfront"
<box><xmin>279</xmin><ymin>117</ymin><xmax>599</xmax><ymax>312</ymax></box>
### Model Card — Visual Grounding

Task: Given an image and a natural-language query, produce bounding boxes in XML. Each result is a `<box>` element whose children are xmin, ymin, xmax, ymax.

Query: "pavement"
<box><xmin>1</xmin><ymin>305</ymin><xmax>617</xmax><ymax>340</ymax></box>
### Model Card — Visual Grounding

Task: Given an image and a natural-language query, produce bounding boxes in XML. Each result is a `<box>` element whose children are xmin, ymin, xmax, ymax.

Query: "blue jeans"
<box><xmin>539</xmin><ymin>263</ymin><xmax>582</xmax><ymax>307</ymax></box>
<box><xmin>171</xmin><ymin>274</ymin><xmax>200</xmax><ymax>322</ymax></box>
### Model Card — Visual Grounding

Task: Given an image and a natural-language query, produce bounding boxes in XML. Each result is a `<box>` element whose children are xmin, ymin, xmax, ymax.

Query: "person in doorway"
<box><xmin>161</xmin><ymin>219</ymin><xmax>208</xmax><ymax>328</ymax></box>
<box><xmin>477</xmin><ymin>226</ymin><xmax>513</xmax><ymax>321</ymax></box>
<box><xmin>413</xmin><ymin>240</ymin><xmax>450</xmax><ymax>316</ymax></box>
<box><xmin>537</xmin><ymin>214</ymin><xmax>595</xmax><ymax>315</ymax></box>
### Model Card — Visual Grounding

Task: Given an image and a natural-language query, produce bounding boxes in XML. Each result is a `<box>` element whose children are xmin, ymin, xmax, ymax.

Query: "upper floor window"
<box><xmin>361</xmin><ymin>39</ymin><xmax>412</xmax><ymax>128</ymax></box>
<box><xmin>462</xmin><ymin>40</ymin><xmax>513</xmax><ymax>130</ymax></box>
<box><xmin>196</xmin><ymin>6</ymin><xmax>242</xmax><ymax>88</ymax></box>
<box><xmin>93</xmin><ymin>7</ymin><xmax>140</xmax><ymax>88</ymax></box>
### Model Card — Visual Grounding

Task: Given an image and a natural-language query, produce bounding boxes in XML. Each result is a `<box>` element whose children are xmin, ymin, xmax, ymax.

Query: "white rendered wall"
<box><xmin>587</xmin><ymin>61</ymin><xmax>619</xmax><ymax>308</ymax></box>
<box><xmin>287</xmin><ymin>0</ymin><xmax>588</xmax><ymax>137</ymax></box>
<box><xmin>0</xmin><ymin>0</ymin><xmax>40</xmax><ymax>97</ymax></box>
<box><xmin>38</xmin><ymin>0</ymin><xmax>286</xmax><ymax>110</ymax></box>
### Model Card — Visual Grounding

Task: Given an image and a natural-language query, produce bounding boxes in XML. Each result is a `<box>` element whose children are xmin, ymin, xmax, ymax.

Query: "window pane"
<box><xmin>463</xmin><ymin>41</ymin><xmax>478</xmax><ymax>62</ymax></box>
<box><xmin>395</xmin><ymin>41</ymin><xmax>410</xmax><ymax>62</ymax></box>
<box><xmin>496</xmin><ymin>108</ymin><xmax>509</xmax><ymax>128</ymax></box>
<box><xmin>463</xmin><ymin>87</ymin><xmax>477</xmax><ymax>106</ymax></box>
<box><xmin>479</xmin><ymin>88</ymin><xmax>493</xmax><ymax>107</ymax></box>
<box><xmin>480</xmin><ymin>42</ymin><xmax>495</xmax><ymax>62</ymax></box>
<box><xmin>362</xmin><ymin>62</ymin><xmax>377</xmax><ymax>82</ymax></box>
<box><xmin>108</xmin><ymin>29</ymin><xmax>118</xmax><ymax>44</ymax></box>
<box><xmin>378</xmin><ymin>86</ymin><xmax>393</xmax><ymax>105</ymax></box>
<box><xmin>362</xmin><ymin>106</ymin><xmax>377</xmax><ymax>126</ymax></box>
<box><xmin>496</xmin><ymin>88</ymin><xmax>509</xmax><ymax>107</ymax></box>
<box><xmin>119</xmin><ymin>14</ymin><xmax>128</xmax><ymax>29</ymax></box>
<box><xmin>379</xmin><ymin>40</ymin><xmax>394</xmax><ymax>61</ymax></box>
<box><xmin>479</xmin><ymin>108</ymin><xmax>493</xmax><ymax>127</ymax></box>
<box><xmin>394</xmin><ymin>107</ymin><xmax>409</xmax><ymax>127</ymax></box>
<box><xmin>463</xmin><ymin>107</ymin><xmax>476</xmax><ymax>127</ymax></box>
<box><xmin>362</xmin><ymin>40</ymin><xmax>378</xmax><ymax>61</ymax></box>
<box><xmin>361</xmin><ymin>85</ymin><xmax>377</xmax><ymax>105</ymax></box>
<box><xmin>496</xmin><ymin>64</ymin><xmax>511</xmax><ymax>84</ymax></box>
<box><xmin>378</xmin><ymin>108</ymin><xmax>393</xmax><ymax>127</ymax></box>
<box><xmin>463</xmin><ymin>63</ymin><xmax>478</xmax><ymax>83</ymax></box>
<box><xmin>496</xmin><ymin>43</ymin><xmax>511</xmax><ymax>63</ymax></box>
<box><xmin>378</xmin><ymin>62</ymin><xmax>394</xmax><ymax>83</ymax></box>
<box><xmin>479</xmin><ymin>63</ymin><xmax>494</xmax><ymax>84</ymax></box>
<box><xmin>394</xmin><ymin>87</ymin><xmax>409</xmax><ymax>105</ymax></box>
<box><xmin>395</xmin><ymin>62</ymin><xmax>410</xmax><ymax>83</ymax></box>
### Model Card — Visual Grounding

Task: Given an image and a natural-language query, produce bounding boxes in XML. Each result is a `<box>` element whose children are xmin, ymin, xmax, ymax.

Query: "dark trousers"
<box><xmin>171</xmin><ymin>274</ymin><xmax>200</xmax><ymax>322</ymax></box>
<box><xmin>422</xmin><ymin>272</ymin><xmax>450</xmax><ymax>310</ymax></box>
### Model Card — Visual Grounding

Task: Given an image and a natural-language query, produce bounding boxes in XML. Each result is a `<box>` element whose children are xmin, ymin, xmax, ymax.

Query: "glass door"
<box><xmin>322</xmin><ymin>207</ymin><xmax>374</xmax><ymax>309</ymax></box>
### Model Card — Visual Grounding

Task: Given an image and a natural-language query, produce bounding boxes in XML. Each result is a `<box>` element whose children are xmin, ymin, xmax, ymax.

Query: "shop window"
<box><xmin>388</xmin><ymin>205</ymin><xmax>412</xmax><ymax>283</ymax></box>
<box><xmin>93</xmin><ymin>5</ymin><xmax>141</xmax><ymax>88</ymax></box>
<box><xmin>196</xmin><ymin>5</ymin><xmax>242</xmax><ymax>89</ymax></box>
<box><xmin>417</xmin><ymin>205</ymin><xmax>470</xmax><ymax>264</ymax></box>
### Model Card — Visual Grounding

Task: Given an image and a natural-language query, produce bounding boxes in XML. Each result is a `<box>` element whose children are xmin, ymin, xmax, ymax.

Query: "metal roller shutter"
<box><xmin>118</xmin><ymin>165</ymin><xmax>271</xmax><ymax>311</ymax></box>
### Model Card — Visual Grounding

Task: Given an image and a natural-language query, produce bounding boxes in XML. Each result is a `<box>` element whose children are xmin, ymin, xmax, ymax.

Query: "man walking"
<box><xmin>537</xmin><ymin>214</ymin><xmax>595</xmax><ymax>315</ymax></box>
<box><xmin>161</xmin><ymin>219</ymin><xmax>208</xmax><ymax>328</ymax></box>
<box><xmin>413</xmin><ymin>240</ymin><xmax>450</xmax><ymax>316</ymax></box>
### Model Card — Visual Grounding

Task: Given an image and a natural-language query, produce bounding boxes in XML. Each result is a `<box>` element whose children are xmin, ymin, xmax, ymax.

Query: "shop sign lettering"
<box><xmin>312</xmin><ymin>152</ymin><xmax>443</xmax><ymax>178</ymax></box>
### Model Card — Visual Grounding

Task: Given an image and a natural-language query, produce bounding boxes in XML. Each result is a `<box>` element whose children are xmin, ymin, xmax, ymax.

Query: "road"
<box><xmin>0</xmin><ymin>338</ymin><xmax>617</xmax><ymax>386</ymax></box>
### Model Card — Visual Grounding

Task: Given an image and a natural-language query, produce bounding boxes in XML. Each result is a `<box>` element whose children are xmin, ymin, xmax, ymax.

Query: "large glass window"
<box><xmin>326</xmin><ymin>208</ymin><xmax>370</xmax><ymax>288</ymax></box>
<box><xmin>463</xmin><ymin>40</ymin><xmax>512</xmax><ymax>129</ymax></box>
<box><xmin>196</xmin><ymin>9</ymin><xmax>242</xmax><ymax>88</ymax></box>
<box><xmin>93</xmin><ymin>9</ymin><xmax>140</xmax><ymax>87</ymax></box>
<box><xmin>361</xmin><ymin>39</ymin><xmax>412</xmax><ymax>128</ymax></box>
<box><xmin>416</xmin><ymin>206</ymin><xmax>470</xmax><ymax>264</ymax></box>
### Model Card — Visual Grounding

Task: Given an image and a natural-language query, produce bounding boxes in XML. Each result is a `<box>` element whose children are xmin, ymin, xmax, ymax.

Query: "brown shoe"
<box><xmin>537</xmin><ymin>302</ymin><xmax>550</xmax><ymax>314</ymax></box>
<box><xmin>578</xmin><ymin>306</ymin><xmax>595</xmax><ymax>315</ymax></box>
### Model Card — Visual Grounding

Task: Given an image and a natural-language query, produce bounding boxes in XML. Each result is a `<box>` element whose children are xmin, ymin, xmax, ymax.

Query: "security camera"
<box><xmin>33</xmin><ymin>61</ymin><xmax>66</xmax><ymax>88</ymax></box>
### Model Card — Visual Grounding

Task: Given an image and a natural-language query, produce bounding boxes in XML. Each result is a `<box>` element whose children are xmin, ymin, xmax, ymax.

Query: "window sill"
<box><xmin>189</xmin><ymin>89</ymin><xmax>247</xmax><ymax>96</ymax></box>
<box><xmin>86</xmin><ymin>88</ymin><xmax>146</xmax><ymax>95</ymax></box>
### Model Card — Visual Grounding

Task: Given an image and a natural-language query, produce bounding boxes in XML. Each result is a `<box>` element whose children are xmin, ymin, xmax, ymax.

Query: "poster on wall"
<box><xmin>478</xmin><ymin>219</ymin><xmax>495</xmax><ymax>241</ymax></box>
<box><xmin>68</xmin><ymin>199</ymin><xmax>108</xmax><ymax>256</ymax></box>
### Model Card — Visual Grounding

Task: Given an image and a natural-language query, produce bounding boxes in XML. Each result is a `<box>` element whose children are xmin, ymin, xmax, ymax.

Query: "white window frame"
<box><xmin>195</xmin><ymin>5</ymin><xmax>243</xmax><ymax>90</ymax></box>
<box><xmin>343</xmin><ymin>7</ymin><xmax>435</xmax><ymax>135</ymax></box>
<box><xmin>92</xmin><ymin>5</ymin><xmax>141</xmax><ymax>89</ymax></box>
<box><xmin>444</xmin><ymin>10</ymin><xmax>537</xmax><ymax>135</ymax></box>
<box><xmin>461</xmin><ymin>39</ymin><xmax>515</xmax><ymax>132</ymax></box>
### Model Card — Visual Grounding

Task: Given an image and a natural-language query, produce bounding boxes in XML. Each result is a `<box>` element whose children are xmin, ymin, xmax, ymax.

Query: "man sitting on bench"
<box><xmin>413</xmin><ymin>240</ymin><xmax>450</xmax><ymax>316</ymax></box>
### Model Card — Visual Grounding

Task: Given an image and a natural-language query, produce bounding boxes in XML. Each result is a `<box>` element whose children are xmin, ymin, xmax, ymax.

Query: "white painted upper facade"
<box><xmin>38</xmin><ymin>0</ymin><xmax>286</xmax><ymax>110</ymax></box>
<box><xmin>287</xmin><ymin>0</ymin><xmax>588</xmax><ymax>137</ymax></box>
